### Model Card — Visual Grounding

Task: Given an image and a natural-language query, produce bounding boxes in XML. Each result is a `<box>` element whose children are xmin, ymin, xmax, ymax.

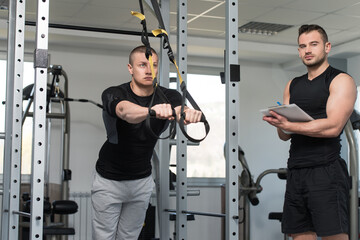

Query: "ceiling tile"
<box><xmin>238</xmin><ymin>0</ymin><xmax>296</xmax><ymax>7</ymax></box>
<box><xmin>186</xmin><ymin>0</ymin><xmax>223</xmax><ymax>15</ymax></box>
<box><xmin>188</xmin><ymin>16</ymin><xmax>224</xmax><ymax>32</ymax></box>
<box><xmin>50</xmin><ymin>2</ymin><xmax>86</xmax><ymax>19</ymax></box>
<box><xmin>335</xmin><ymin>2</ymin><xmax>360</xmax><ymax>17</ymax></box>
<box><xmin>308</xmin><ymin>14</ymin><xmax>360</xmax><ymax>30</ymax></box>
<box><xmin>188</xmin><ymin>28</ymin><xmax>224</xmax><ymax>38</ymax></box>
<box><xmin>330</xmin><ymin>30</ymin><xmax>360</xmax><ymax>46</ymax></box>
<box><xmin>254</xmin><ymin>8</ymin><xmax>324</xmax><ymax>25</ymax></box>
<box><xmin>284</xmin><ymin>0</ymin><xmax>360</xmax><ymax>13</ymax></box>
<box><xmin>207</xmin><ymin>3</ymin><xmax>275</xmax><ymax>21</ymax></box>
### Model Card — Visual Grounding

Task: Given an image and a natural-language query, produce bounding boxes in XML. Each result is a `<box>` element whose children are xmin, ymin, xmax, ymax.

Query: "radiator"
<box><xmin>68</xmin><ymin>192</ymin><xmax>92</xmax><ymax>240</ymax></box>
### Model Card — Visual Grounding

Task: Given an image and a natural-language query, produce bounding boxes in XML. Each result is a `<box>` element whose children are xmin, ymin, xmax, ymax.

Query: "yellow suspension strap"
<box><xmin>131</xmin><ymin>1</ymin><xmax>176</xmax><ymax>139</ymax></box>
<box><xmin>150</xmin><ymin>0</ymin><xmax>210</xmax><ymax>143</ymax></box>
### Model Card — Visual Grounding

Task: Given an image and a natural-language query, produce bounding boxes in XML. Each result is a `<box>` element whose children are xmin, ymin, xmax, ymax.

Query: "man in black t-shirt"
<box><xmin>263</xmin><ymin>25</ymin><xmax>356</xmax><ymax>240</ymax></box>
<box><xmin>91</xmin><ymin>46</ymin><xmax>202</xmax><ymax>240</ymax></box>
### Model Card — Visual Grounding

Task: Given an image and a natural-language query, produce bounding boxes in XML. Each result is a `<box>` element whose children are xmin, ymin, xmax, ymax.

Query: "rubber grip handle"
<box><xmin>149</xmin><ymin>109</ymin><xmax>176</xmax><ymax>118</ymax></box>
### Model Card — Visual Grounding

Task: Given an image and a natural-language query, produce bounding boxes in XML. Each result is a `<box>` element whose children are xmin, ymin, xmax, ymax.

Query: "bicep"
<box><xmin>326</xmin><ymin>74</ymin><xmax>357</xmax><ymax>127</ymax></box>
<box><xmin>283</xmin><ymin>80</ymin><xmax>292</xmax><ymax>105</ymax></box>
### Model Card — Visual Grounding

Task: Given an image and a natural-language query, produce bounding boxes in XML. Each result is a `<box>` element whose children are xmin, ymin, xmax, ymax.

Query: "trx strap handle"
<box><xmin>150</xmin><ymin>0</ymin><xmax>210</xmax><ymax>143</ymax></box>
<box><xmin>178</xmin><ymin>83</ymin><xmax>210</xmax><ymax>143</ymax></box>
<box><xmin>145</xmin><ymin>86</ymin><xmax>176</xmax><ymax>140</ymax></box>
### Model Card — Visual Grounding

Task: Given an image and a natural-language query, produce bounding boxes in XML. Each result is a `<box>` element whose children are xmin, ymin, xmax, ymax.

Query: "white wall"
<box><xmin>348</xmin><ymin>55</ymin><xmax>360</xmax><ymax>86</ymax></box>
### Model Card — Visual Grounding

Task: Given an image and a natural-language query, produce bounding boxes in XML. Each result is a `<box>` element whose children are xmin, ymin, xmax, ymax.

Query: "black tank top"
<box><xmin>288</xmin><ymin>66</ymin><xmax>344</xmax><ymax>169</ymax></box>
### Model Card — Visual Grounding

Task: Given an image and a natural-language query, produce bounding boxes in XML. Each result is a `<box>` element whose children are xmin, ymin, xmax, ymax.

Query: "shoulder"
<box><xmin>329</xmin><ymin>71</ymin><xmax>356</xmax><ymax>98</ymax></box>
<box><xmin>289</xmin><ymin>73</ymin><xmax>307</xmax><ymax>89</ymax></box>
<box><xmin>102</xmin><ymin>83</ymin><xmax>129</xmax><ymax>97</ymax></box>
<box><xmin>329</xmin><ymin>66</ymin><xmax>353</xmax><ymax>84</ymax></box>
<box><xmin>328</xmin><ymin>66</ymin><xmax>345</xmax><ymax>75</ymax></box>
<box><xmin>331</xmin><ymin>72</ymin><xmax>355</xmax><ymax>88</ymax></box>
<box><xmin>292</xmin><ymin>72</ymin><xmax>307</xmax><ymax>83</ymax></box>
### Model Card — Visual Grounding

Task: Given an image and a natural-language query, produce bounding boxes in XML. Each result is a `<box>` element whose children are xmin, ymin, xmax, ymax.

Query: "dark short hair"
<box><xmin>298</xmin><ymin>24</ymin><xmax>328</xmax><ymax>43</ymax></box>
<box><xmin>129</xmin><ymin>45</ymin><xmax>157</xmax><ymax>64</ymax></box>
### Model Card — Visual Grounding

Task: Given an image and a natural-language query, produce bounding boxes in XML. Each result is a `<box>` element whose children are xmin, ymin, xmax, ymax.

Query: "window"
<box><xmin>169</xmin><ymin>73</ymin><xmax>225</xmax><ymax>178</ymax></box>
<box><xmin>0</xmin><ymin>60</ymin><xmax>34</xmax><ymax>174</ymax></box>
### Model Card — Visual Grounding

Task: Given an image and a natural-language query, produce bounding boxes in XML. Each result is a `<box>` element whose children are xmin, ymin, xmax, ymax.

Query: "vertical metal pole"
<box><xmin>225</xmin><ymin>0</ymin><xmax>240</xmax><ymax>239</ymax></box>
<box><xmin>2</xmin><ymin>0</ymin><xmax>26</xmax><ymax>239</ymax></box>
<box><xmin>30</xmin><ymin>0</ymin><xmax>49</xmax><ymax>239</ymax></box>
<box><xmin>176</xmin><ymin>0</ymin><xmax>188</xmax><ymax>239</ymax></box>
<box><xmin>61</xmin><ymin>73</ymin><xmax>70</xmax><ymax>202</ymax></box>
<box><xmin>158</xmin><ymin>0</ymin><xmax>171</xmax><ymax>239</ymax></box>
<box><xmin>61</xmin><ymin>74</ymin><xmax>70</xmax><ymax>240</ymax></box>
<box><xmin>344</xmin><ymin>121</ymin><xmax>358</xmax><ymax>240</ymax></box>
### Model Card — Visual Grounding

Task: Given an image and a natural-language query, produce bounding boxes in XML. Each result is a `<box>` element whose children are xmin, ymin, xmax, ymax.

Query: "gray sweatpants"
<box><xmin>91</xmin><ymin>172</ymin><xmax>155</xmax><ymax>240</ymax></box>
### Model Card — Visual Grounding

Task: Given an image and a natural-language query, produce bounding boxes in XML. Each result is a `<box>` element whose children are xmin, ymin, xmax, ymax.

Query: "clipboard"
<box><xmin>260</xmin><ymin>103</ymin><xmax>314</xmax><ymax>122</ymax></box>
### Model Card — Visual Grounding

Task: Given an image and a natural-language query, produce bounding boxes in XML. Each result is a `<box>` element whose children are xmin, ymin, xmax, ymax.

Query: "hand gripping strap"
<box><xmin>178</xmin><ymin>86</ymin><xmax>210</xmax><ymax>143</ymax></box>
<box><xmin>145</xmin><ymin>85</ymin><xmax>176</xmax><ymax>140</ymax></box>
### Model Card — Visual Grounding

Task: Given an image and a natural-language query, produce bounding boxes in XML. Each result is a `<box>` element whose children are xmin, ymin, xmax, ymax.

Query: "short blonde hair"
<box><xmin>129</xmin><ymin>45</ymin><xmax>157</xmax><ymax>65</ymax></box>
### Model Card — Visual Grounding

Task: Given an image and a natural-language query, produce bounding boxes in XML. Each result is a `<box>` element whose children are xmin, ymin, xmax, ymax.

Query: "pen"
<box><xmin>277</xmin><ymin>101</ymin><xmax>282</xmax><ymax>106</ymax></box>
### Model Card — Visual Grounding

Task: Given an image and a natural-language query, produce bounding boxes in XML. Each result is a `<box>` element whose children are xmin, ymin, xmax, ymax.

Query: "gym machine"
<box><xmin>20</xmin><ymin>65</ymin><xmax>78</xmax><ymax>239</ymax></box>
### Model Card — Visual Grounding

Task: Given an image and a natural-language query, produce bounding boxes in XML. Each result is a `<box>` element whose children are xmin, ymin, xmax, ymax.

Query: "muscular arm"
<box><xmin>264</xmin><ymin>73</ymin><xmax>357</xmax><ymax>139</ymax></box>
<box><xmin>115</xmin><ymin>100</ymin><xmax>148</xmax><ymax>124</ymax></box>
<box><xmin>116</xmin><ymin>100</ymin><xmax>178</xmax><ymax>124</ymax></box>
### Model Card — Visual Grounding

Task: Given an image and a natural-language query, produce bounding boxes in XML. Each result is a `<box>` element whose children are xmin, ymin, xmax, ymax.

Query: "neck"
<box><xmin>130</xmin><ymin>81</ymin><xmax>153</xmax><ymax>97</ymax></box>
<box><xmin>307</xmin><ymin>62</ymin><xmax>329</xmax><ymax>80</ymax></box>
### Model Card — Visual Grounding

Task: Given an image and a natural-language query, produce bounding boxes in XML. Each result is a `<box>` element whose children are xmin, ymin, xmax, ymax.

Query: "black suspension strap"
<box><xmin>131</xmin><ymin>1</ymin><xmax>176</xmax><ymax>139</ymax></box>
<box><xmin>149</xmin><ymin>0</ymin><xmax>210</xmax><ymax>143</ymax></box>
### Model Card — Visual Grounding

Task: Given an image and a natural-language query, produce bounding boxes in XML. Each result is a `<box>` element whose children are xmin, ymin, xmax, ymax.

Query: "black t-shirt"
<box><xmin>288</xmin><ymin>66</ymin><xmax>345</xmax><ymax>169</ymax></box>
<box><xmin>96</xmin><ymin>82</ymin><xmax>182</xmax><ymax>180</ymax></box>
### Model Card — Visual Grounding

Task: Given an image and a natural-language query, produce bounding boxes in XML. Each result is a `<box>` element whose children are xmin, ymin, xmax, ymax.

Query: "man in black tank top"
<box><xmin>263</xmin><ymin>25</ymin><xmax>357</xmax><ymax>240</ymax></box>
<box><xmin>91</xmin><ymin>46</ymin><xmax>203</xmax><ymax>240</ymax></box>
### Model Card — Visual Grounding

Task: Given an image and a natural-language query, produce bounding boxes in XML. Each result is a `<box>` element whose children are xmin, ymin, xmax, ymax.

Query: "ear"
<box><xmin>325</xmin><ymin>42</ymin><xmax>331</xmax><ymax>53</ymax></box>
<box><xmin>127</xmin><ymin>63</ymin><xmax>133</xmax><ymax>75</ymax></box>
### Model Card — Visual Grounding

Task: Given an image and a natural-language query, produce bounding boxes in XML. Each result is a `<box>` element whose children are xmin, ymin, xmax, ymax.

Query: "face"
<box><xmin>128</xmin><ymin>51</ymin><xmax>158</xmax><ymax>87</ymax></box>
<box><xmin>298</xmin><ymin>30</ymin><xmax>330</xmax><ymax>68</ymax></box>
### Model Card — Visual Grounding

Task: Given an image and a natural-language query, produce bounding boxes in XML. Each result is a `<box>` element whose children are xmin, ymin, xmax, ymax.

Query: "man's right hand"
<box><xmin>151</xmin><ymin>104</ymin><xmax>175</xmax><ymax>120</ymax></box>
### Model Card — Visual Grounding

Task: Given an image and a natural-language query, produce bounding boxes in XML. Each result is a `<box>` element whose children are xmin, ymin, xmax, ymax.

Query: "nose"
<box><xmin>145</xmin><ymin>63</ymin><xmax>152</xmax><ymax>74</ymax></box>
<box><xmin>305</xmin><ymin>46</ymin><xmax>311</xmax><ymax>54</ymax></box>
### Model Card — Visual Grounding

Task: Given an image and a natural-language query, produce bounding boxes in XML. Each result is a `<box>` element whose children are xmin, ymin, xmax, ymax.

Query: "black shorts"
<box><xmin>281</xmin><ymin>158</ymin><xmax>350</xmax><ymax>237</ymax></box>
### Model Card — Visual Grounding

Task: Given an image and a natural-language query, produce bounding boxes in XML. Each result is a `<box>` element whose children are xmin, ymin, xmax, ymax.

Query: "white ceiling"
<box><xmin>1</xmin><ymin>0</ymin><xmax>360</xmax><ymax>71</ymax></box>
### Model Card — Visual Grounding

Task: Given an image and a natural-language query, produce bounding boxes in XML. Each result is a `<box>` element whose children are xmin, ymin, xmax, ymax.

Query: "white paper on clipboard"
<box><xmin>260</xmin><ymin>103</ymin><xmax>314</xmax><ymax>122</ymax></box>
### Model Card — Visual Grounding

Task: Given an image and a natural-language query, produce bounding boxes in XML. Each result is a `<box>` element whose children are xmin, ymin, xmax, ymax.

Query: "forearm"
<box><xmin>116</xmin><ymin>100</ymin><xmax>148</xmax><ymax>124</ymax></box>
<box><xmin>277</xmin><ymin>128</ymin><xmax>291</xmax><ymax>141</ymax></box>
<box><xmin>282</xmin><ymin>118</ymin><xmax>344</xmax><ymax>138</ymax></box>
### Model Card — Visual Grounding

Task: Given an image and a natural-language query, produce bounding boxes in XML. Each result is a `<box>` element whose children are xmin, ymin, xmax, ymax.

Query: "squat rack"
<box><xmin>2</xmin><ymin>0</ymin><xmax>239</xmax><ymax>239</ymax></box>
<box><xmin>2</xmin><ymin>0</ymin><xmax>50</xmax><ymax>239</ymax></box>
